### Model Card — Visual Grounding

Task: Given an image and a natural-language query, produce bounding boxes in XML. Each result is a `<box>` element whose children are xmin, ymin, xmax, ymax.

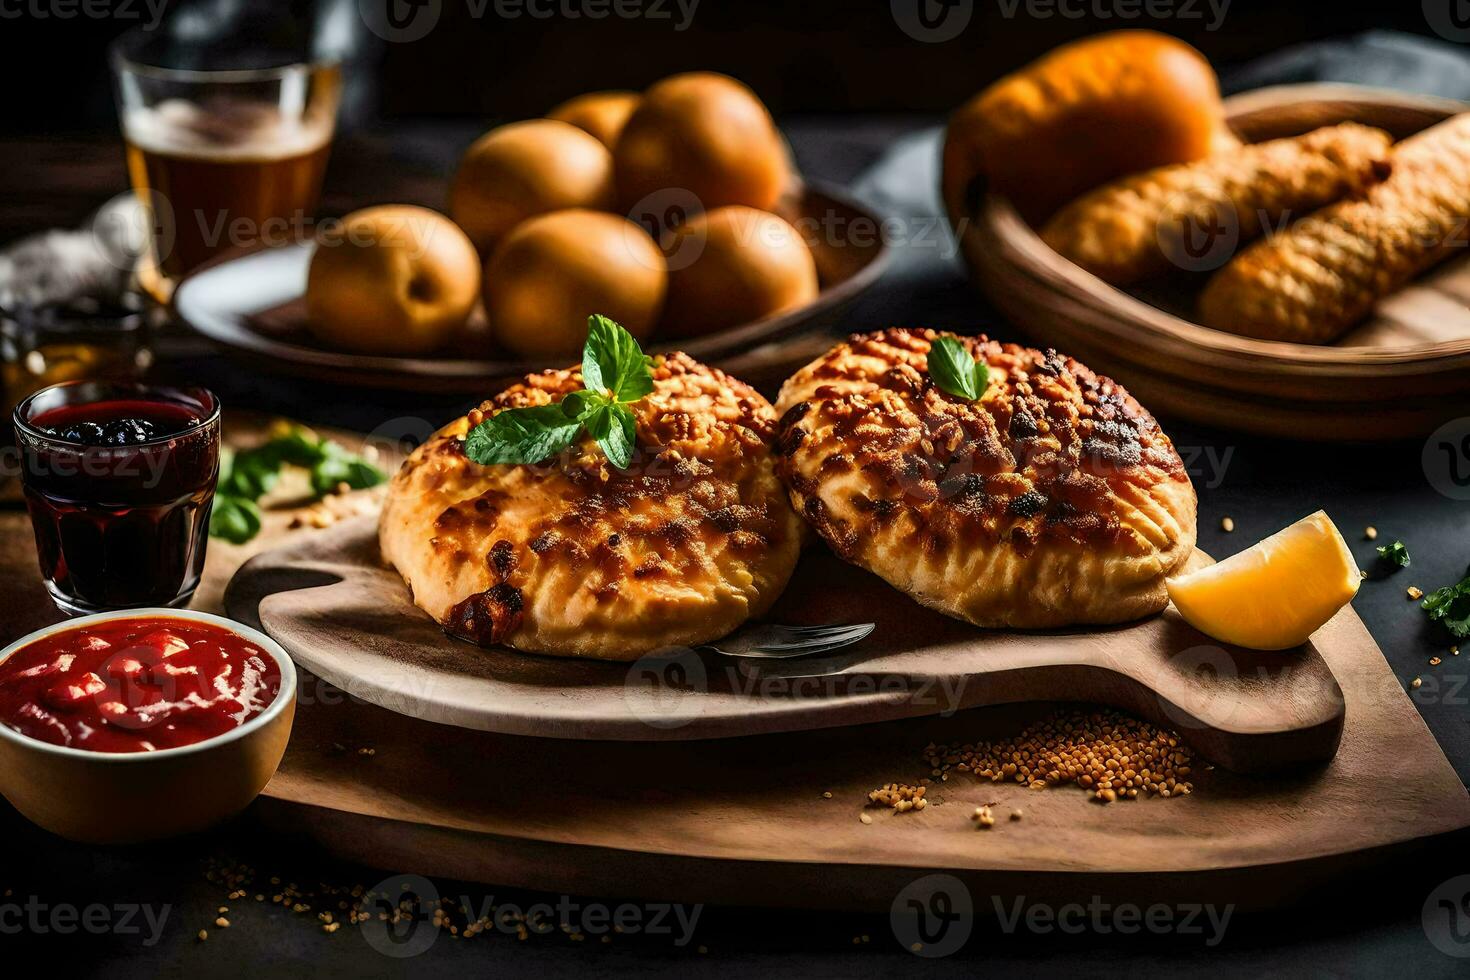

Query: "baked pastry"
<box><xmin>380</xmin><ymin>353</ymin><xmax>803</xmax><ymax>660</ymax></box>
<box><xmin>774</xmin><ymin>329</ymin><xmax>1197</xmax><ymax>629</ymax></box>
<box><xmin>1199</xmin><ymin>113</ymin><xmax>1470</xmax><ymax>343</ymax></box>
<box><xmin>1041</xmin><ymin>123</ymin><xmax>1392</xmax><ymax>285</ymax></box>
<box><xmin>942</xmin><ymin>30</ymin><xmax>1236</xmax><ymax>227</ymax></box>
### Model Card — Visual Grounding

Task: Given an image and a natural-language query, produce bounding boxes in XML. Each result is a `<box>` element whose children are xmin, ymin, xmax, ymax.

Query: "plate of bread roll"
<box><xmin>175</xmin><ymin>72</ymin><xmax>889</xmax><ymax>394</ymax></box>
<box><xmin>944</xmin><ymin>30</ymin><xmax>1470</xmax><ymax>440</ymax></box>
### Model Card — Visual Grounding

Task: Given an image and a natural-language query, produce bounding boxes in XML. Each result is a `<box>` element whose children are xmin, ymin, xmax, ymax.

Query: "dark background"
<box><xmin>4</xmin><ymin>1</ymin><xmax>1470</xmax><ymax>977</ymax></box>
<box><xmin>0</xmin><ymin>0</ymin><xmax>1451</xmax><ymax>134</ymax></box>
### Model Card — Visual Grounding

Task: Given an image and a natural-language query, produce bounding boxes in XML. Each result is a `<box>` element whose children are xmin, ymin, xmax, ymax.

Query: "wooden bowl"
<box><xmin>173</xmin><ymin>182</ymin><xmax>889</xmax><ymax>393</ymax></box>
<box><xmin>0</xmin><ymin>609</ymin><xmax>297</xmax><ymax>843</ymax></box>
<box><xmin>957</xmin><ymin>84</ymin><xmax>1470</xmax><ymax>440</ymax></box>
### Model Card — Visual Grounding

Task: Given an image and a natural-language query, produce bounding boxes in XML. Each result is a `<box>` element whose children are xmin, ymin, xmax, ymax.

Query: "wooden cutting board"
<box><xmin>226</xmin><ymin>516</ymin><xmax>1344</xmax><ymax>774</ymax></box>
<box><xmin>247</xmin><ymin>597</ymin><xmax>1469</xmax><ymax>911</ymax></box>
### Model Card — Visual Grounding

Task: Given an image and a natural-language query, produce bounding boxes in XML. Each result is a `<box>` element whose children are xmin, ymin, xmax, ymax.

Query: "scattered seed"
<box><xmin>1364</xmin><ymin>526</ymin><xmax>1378</xmax><ymax>541</ymax></box>
<box><xmin>1408</xmin><ymin>586</ymin><xmax>1424</xmax><ymax>600</ymax></box>
<box><xmin>1430</xmin><ymin>657</ymin><xmax>1442</xmax><ymax>666</ymax></box>
<box><xmin>915</xmin><ymin>709</ymin><xmax>1195</xmax><ymax>805</ymax></box>
<box><xmin>1010</xmin><ymin>809</ymin><xmax>1023</xmax><ymax>821</ymax></box>
<box><xmin>197</xmin><ymin>929</ymin><xmax>208</xmax><ymax>942</ymax></box>
<box><xmin>867</xmin><ymin>783</ymin><xmax>926</xmax><ymax>811</ymax></box>
<box><xmin>859</xmin><ymin>812</ymin><xmax>873</xmax><ymax>825</ymax></box>
<box><xmin>1220</xmin><ymin>517</ymin><xmax>1234</xmax><ymax>532</ymax></box>
<box><xmin>1411</xmin><ymin>677</ymin><xmax>1423</xmax><ymax>689</ymax></box>
<box><xmin>215</xmin><ymin>917</ymin><xmax>230</xmax><ymax>928</ymax></box>
<box><xmin>821</xmin><ymin>791</ymin><xmax>832</xmax><ymax>799</ymax></box>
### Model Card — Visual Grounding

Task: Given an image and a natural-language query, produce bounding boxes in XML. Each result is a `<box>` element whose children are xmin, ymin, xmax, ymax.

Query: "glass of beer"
<box><xmin>110</xmin><ymin>28</ymin><xmax>341</xmax><ymax>303</ymax></box>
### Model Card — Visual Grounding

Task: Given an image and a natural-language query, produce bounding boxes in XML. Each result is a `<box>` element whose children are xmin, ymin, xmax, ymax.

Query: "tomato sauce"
<box><xmin>0</xmin><ymin>617</ymin><xmax>282</xmax><ymax>753</ymax></box>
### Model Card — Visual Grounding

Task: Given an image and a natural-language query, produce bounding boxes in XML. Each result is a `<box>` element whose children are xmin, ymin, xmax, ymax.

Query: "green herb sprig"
<box><xmin>464</xmin><ymin>314</ymin><xmax>652</xmax><ymax>470</ymax></box>
<box><xmin>1423</xmin><ymin>568</ymin><xmax>1470</xmax><ymax>639</ymax></box>
<box><xmin>927</xmin><ymin>336</ymin><xmax>991</xmax><ymax>401</ymax></box>
<box><xmin>1376</xmin><ymin>540</ymin><xmax>1410</xmax><ymax>569</ymax></box>
<box><xmin>209</xmin><ymin>427</ymin><xmax>385</xmax><ymax>544</ymax></box>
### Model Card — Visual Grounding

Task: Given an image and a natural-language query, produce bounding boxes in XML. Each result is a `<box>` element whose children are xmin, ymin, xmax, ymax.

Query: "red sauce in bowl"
<box><xmin>0</xmin><ymin>617</ymin><xmax>282</xmax><ymax>754</ymax></box>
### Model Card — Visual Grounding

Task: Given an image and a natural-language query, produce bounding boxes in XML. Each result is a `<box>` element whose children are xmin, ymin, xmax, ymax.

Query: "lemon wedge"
<box><xmin>1166</xmin><ymin>510</ymin><xmax>1360</xmax><ymax>650</ymax></box>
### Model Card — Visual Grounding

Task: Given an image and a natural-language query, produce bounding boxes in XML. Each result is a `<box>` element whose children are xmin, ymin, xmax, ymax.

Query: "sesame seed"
<box><xmin>1220</xmin><ymin>517</ymin><xmax>1234</xmax><ymax>532</ymax></box>
<box><xmin>1364</xmin><ymin>527</ymin><xmax>1378</xmax><ymax>541</ymax></box>
<box><xmin>1411</xmin><ymin>677</ymin><xmax>1423</xmax><ymax>689</ymax></box>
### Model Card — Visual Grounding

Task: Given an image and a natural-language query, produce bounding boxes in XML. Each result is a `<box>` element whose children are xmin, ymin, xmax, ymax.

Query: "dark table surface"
<box><xmin>3</xmin><ymin>119</ymin><xmax>1470</xmax><ymax>977</ymax></box>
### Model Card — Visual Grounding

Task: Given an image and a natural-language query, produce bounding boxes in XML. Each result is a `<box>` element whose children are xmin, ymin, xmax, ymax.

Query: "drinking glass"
<box><xmin>110</xmin><ymin>27</ymin><xmax>341</xmax><ymax>303</ymax></box>
<box><xmin>14</xmin><ymin>381</ymin><xmax>221</xmax><ymax>615</ymax></box>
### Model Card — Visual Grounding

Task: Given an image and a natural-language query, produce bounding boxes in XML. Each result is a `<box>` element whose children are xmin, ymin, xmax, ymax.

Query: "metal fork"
<box><xmin>700</xmin><ymin>622</ymin><xmax>875</xmax><ymax>659</ymax></box>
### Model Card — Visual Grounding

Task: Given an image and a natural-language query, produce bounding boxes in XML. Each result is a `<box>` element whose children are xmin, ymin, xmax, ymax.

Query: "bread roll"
<box><xmin>942</xmin><ymin>30</ymin><xmax>1235</xmax><ymax>227</ymax></box>
<box><xmin>1199</xmin><ymin>113</ymin><xmax>1470</xmax><ymax>344</ymax></box>
<box><xmin>1041</xmin><ymin>123</ymin><xmax>1392</xmax><ymax>285</ymax></box>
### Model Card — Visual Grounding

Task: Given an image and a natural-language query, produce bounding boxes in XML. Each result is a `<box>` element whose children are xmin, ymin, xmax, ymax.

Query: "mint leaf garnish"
<box><xmin>209</xmin><ymin>427</ymin><xmax>384</xmax><ymax>544</ymax></box>
<box><xmin>464</xmin><ymin>403</ymin><xmax>583</xmax><ymax>466</ymax></box>
<box><xmin>464</xmin><ymin>315</ymin><xmax>652</xmax><ymax>469</ymax></box>
<box><xmin>586</xmin><ymin>402</ymin><xmax>636</xmax><ymax>470</ymax></box>
<box><xmin>583</xmin><ymin>313</ymin><xmax>654</xmax><ymax>404</ymax></box>
<box><xmin>209</xmin><ymin>495</ymin><xmax>262</xmax><ymax>544</ymax></box>
<box><xmin>927</xmin><ymin>336</ymin><xmax>990</xmax><ymax>401</ymax></box>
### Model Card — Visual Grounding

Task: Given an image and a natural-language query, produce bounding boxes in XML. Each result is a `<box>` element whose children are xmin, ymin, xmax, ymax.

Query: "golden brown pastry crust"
<box><xmin>774</xmin><ymin>329</ymin><xmax>1197</xmax><ymax>629</ymax></box>
<box><xmin>380</xmin><ymin>353</ymin><xmax>803</xmax><ymax>660</ymax></box>
<box><xmin>1199</xmin><ymin>113</ymin><xmax>1470</xmax><ymax>343</ymax></box>
<box><xmin>1041</xmin><ymin>123</ymin><xmax>1392</xmax><ymax>285</ymax></box>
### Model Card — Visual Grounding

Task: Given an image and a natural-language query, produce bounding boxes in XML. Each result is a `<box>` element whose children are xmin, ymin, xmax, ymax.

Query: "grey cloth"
<box><xmin>1221</xmin><ymin>29</ymin><xmax>1470</xmax><ymax>99</ymax></box>
<box><xmin>0</xmin><ymin>194</ymin><xmax>147</xmax><ymax>313</ymax></box>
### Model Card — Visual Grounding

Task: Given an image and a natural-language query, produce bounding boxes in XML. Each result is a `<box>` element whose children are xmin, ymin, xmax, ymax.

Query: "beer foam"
<box><xmin>124</xmin><ymin>98</ymin><xmax>330</xmax><ymax>161</ymax></box>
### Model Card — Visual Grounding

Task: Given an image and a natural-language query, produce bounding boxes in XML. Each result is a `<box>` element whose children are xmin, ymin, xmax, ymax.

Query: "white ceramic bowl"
<box><xmin>0</xmin><ymin>609</ymin><xmax>297</xmax><ymax>843</ymax></box>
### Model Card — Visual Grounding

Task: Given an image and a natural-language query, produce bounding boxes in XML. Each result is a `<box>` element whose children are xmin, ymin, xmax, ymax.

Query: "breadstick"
<box><xmin>1040</xmin><ymin>123</ymin><xmax>1392</xmax><ymax>285</ymax></box>
<box><xmin>1199</xmin><ymin>113</ymin><xmax>1470</xmax><ymax>343</ymax></box>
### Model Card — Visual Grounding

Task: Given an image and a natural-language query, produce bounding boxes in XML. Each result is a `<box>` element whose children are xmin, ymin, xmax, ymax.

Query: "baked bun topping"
<box><xmin>380</xmin><ymin>352</ymin><xmax>802</xmax><ymax>660</ymax></box>
<box><xmin>774</xmin><ymin>328</ymin><xmax>1197</xmax><ymax>629</ymax></box>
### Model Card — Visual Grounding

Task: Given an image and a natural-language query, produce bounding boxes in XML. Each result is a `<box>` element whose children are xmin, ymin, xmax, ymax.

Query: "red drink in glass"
<box><xmin>13</xmin><ymin>382</ymin><xmax>220</xmax><ymax>615</ymax></box>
